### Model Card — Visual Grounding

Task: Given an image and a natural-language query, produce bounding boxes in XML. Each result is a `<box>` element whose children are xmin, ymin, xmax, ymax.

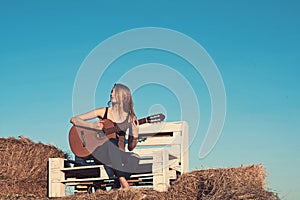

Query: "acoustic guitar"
<box><xmin>69</xmin><ymin>113</ymin><xmax>165</xmax><ymax>158</ymax></box>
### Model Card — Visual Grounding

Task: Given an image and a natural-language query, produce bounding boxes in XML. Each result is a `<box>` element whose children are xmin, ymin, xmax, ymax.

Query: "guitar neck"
<box><xmin>74</xmin><ymin>116</ymin><xmax>155</xmax><ymax>135</ymax></box>
<box><xmin>103</xmin><ymin>117</ymin><xmax>148</xmax><ymax>135</ymax></box>
<box><xmin>138</xmin><ymin>117</ymin><xmax>147</xmax><ymax>125</ymax></box>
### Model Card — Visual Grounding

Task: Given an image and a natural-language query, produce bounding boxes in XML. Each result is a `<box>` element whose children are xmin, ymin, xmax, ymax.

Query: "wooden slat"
<box><xmin>135</xmin><ymin>134</ymin><xmax>181</xmax><ymax>146</ymax></box>
<box><xmin>66</xmin><ymin>181</ymin><xmax>94</xmax><ymax>186</ymax></box>
<box><xmin>62</xmin><ymin>177</ymin><xmax>106</xmax><ymax>183</ymax></box>
<box><xmin>61</xmin><ymin>164</ymin><xmax>102</xmax><ymax>171</ymax></box>
<box><xmin>48</xmin><ymin>158</ymin><xmax>66</xmax><ymax>197</ymax></box>
<box><xmin>133</xmin><ymin>145</ymin><xmax>181</xmax><ymax>158</ymax></box>
<box><xmin>180</xmin><ymin>121</ymin><xmax>189</xmax><ymax>173</ymax></box>
<box><xmin>138</xmin><ymin>122</ymin><xmax>184</xmax><ymax>133</ymax></box>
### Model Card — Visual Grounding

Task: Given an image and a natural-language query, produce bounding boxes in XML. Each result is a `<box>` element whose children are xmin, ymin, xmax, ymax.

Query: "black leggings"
<box><xmin>92</xmin><ymin>138</ymin><xmax>139</xmax><ymax>180</ymax></box>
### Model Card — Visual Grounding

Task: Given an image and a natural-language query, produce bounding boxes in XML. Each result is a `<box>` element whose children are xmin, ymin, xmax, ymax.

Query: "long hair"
<box><xmin>108</xmin><ymin>83</ymin><xmax>136</xmax><ymax>120</ymax></box>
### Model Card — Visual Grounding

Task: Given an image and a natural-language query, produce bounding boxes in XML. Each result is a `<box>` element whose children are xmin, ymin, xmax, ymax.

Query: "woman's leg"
<box><xmin>119</xmin><ymin>177</ymin><xmax>130</xmax><ymax>189</ymax></box>
<box><xmin>93</xmin><ymin>139</ymin><xmax>137</xmax><ymax>189</ymax></box>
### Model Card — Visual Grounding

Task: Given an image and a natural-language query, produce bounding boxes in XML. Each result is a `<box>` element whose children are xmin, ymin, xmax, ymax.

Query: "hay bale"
<box><xmin>59</xmin><ymin>165</ymin><xmax>279</xmax><ymax>200</ymax></box>
<box><xmin>0</xmin><ymin>136</ymin><xmax>65</xmax><ymax>197</ymax></box>
<box><xmin>168</xmin><ymin>164</ymin><xmax>279</xmax><ymax>200</ymax></box>
<box><xmin>0</xmin><ymin>138</ymin><xmax>279</xmax><ymax>200</ymax></box>
<box><xmin>60</xmin><ymin>188</ymin><xmax>165</xmax><ymax>200</ymax></box>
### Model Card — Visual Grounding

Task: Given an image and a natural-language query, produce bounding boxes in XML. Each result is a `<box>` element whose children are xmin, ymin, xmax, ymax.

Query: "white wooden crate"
<box><xmin>48</xmin><ymin>121</ymin><xmax>188</xmax><ymax>197</ymax></box>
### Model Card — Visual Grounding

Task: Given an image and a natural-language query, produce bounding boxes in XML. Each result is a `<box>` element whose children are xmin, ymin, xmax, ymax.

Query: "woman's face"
<box><xmin>110</xmin><ymin>88</ymin><xmax>117</xmax><ymax>103</ymax></box>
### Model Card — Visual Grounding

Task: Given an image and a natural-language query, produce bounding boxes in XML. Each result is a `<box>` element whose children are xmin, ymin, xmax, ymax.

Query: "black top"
<box><xmin>99</xmin><ymin>107</ymin><xmax>137</xmax><ymax>151</ymax></box>
<box><xmin>101</xmin><ymin>107</ymin><xmax>128</xmax><ymax>137</ymax></box>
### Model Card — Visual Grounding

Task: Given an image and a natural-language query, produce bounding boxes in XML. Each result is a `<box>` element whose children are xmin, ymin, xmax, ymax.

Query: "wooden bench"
<box><xmin>48</xmin><ymin>121</ymin><xmax>189</xmax><ymax>197</ymax></box>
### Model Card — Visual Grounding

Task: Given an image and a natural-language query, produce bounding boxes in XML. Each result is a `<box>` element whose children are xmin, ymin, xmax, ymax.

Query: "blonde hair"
<box><xmin>109</xmin><ymin>83</ymin><xmax>136</xmax><ymax>120</ymax></box>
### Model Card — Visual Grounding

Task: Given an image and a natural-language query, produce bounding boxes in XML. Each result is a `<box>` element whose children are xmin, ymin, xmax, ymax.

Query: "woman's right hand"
<box><xmin>92</xmin><ymin>121</ymin><xmax>104</xmax><ymax>130</ymax></box>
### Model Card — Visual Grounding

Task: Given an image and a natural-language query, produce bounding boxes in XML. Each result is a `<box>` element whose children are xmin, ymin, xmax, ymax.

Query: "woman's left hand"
<box><xmin>132</xmin><ymin>119</ymin><xmax>139</xmax><ymax>138</ymax></box>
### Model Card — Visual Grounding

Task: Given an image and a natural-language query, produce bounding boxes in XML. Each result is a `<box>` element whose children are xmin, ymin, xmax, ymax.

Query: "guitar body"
<box><xmin>69</xmin><ymin>114</ymin><xmax>165</xmax><ymax>158</ymax></box>
<box><xmin>69</xmin><ymin>119</ymin><xmax>117</xmax><ymax>158</ymax></box>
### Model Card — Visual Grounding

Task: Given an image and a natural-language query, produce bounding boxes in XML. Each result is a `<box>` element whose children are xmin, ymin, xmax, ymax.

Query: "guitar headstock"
<box><xmin>146</xmin><ymin>113</ymin><xmax>165</xmax><ymax>123</ymax></box>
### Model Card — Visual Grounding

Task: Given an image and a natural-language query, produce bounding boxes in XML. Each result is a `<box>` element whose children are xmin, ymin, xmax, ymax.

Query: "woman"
<box><xmin>70</xmin><ymin>83</ymin><xmax>139</xmax><ymax>189</ymax></box>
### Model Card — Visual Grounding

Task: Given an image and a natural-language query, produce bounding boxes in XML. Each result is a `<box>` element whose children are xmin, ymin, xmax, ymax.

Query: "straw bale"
<box><xmin>0</xmin><ymin>137</ymin><xmax>279</xmax><ymax>199</ymax></box>
<box><xmin>168</xmin><ymin>164</ymin><xmax>279</xmax><ymax>200</ymax></box>
<box><xmin>59</xmin><ymin>188</ymin><xmax>166</xmax><ymax>200</ymax></box>
<box><xmin>58</xmin><ymin>165</ymin><xmax>279</xmax><ymax>200</ymax></box>
<box><xmin>0</xmin><ymin>136</ymin><xmax>65</xmax><ymax>197</ymax></box>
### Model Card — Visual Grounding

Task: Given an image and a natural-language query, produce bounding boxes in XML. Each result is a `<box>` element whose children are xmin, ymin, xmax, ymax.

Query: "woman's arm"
<box><xmin>127</xmin><ymin>117</ymin><xmax>139</xmax><ymax>151</ymax></box>
<box><xmin>70</xmin><ymin>108</ymin><xmax>105</xmax><ymax>129</ymax></box>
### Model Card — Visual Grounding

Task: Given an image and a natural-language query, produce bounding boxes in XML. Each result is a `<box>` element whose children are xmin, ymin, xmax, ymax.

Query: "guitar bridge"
<box><xmin>96</xmin><ymin>131</ymin><xmax>105</xmax><ymax>139</ymax></box>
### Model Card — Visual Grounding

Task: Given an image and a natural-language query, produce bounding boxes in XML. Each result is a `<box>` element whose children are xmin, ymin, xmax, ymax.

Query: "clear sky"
<box><xmin>1</xmin><ymin>1</ymin><xmax>299</xmax><ymax>199</ymax></box>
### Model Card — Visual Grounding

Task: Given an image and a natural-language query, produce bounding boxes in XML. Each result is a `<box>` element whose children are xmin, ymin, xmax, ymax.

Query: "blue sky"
<box><xmin>1</xmin><ymin>1</ymin><xmax>299</xmax><ymax>199</ymax></box>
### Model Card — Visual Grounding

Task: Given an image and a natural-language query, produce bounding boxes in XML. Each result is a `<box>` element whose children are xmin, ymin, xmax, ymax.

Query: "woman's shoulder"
<box><xmin>94</xmin><ymin>107</ymin><xmax>110</xmax><ymax>118</ymax></box>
